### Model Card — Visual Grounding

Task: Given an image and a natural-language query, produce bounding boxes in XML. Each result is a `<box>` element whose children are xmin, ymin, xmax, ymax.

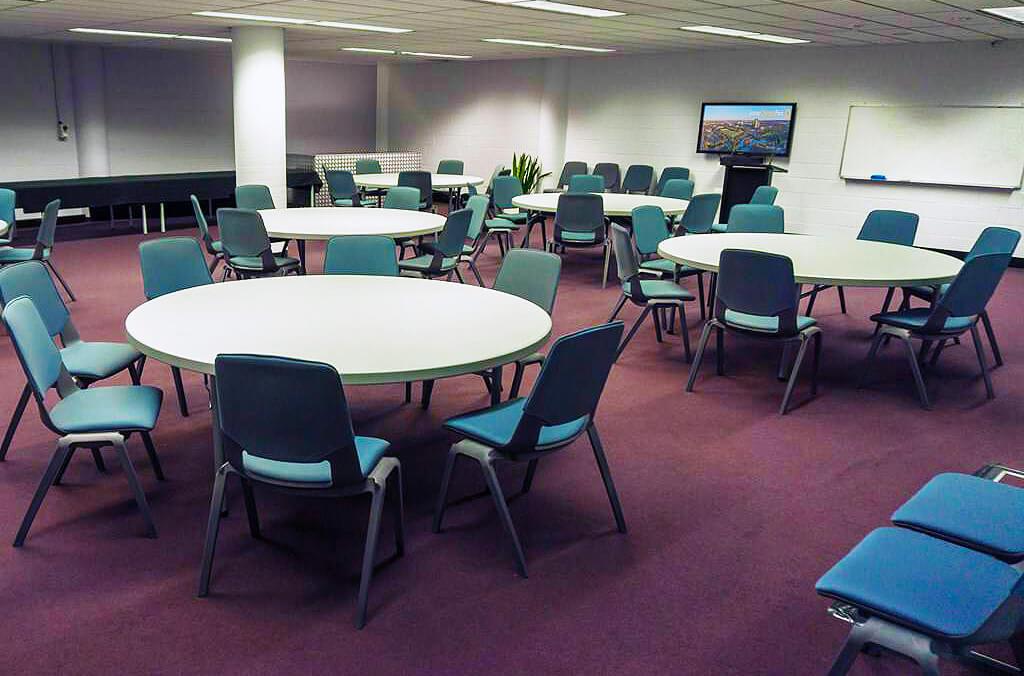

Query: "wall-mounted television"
<box><xmin>697</xmin><ymin>102</ymin><xmax>797</xmax><ymax>157</ymax></box>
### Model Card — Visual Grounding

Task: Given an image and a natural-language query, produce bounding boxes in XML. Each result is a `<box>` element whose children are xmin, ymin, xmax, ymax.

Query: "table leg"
<box><xmin>490</xmin><ymin>365</ymin><xmax>503</xmax><ymax>406</ymax></box>
<box><xmin>141</xmin><ymin>204</ymin><xmax>148</xmax><ymax>235</ymax></box>
<box><xmin>297</xmin><ymin>239</ymin><xmax>307</xmax><ymax>273</ymax></box>
<box><xmin>160</xmin><ymin>203</ymin><xmax>166</xmax><ymax>233</ymax></box>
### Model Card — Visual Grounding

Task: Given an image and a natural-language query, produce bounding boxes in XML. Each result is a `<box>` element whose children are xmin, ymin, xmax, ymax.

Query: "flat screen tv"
<box><xmin>697</xmin><ymin>102</ymin><xmax>797</xmax><ymax>157</ymax></box>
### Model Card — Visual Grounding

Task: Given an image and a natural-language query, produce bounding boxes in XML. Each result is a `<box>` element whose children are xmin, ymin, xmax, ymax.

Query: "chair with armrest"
<box><xmin>218</xmin><ymin>208</ymin><xmax>301</xmax><ymax>280</ymax></box>
<box><xmin>397</xmin><ymin>170</ymin><xmax>434</xmax><ymax>212</ymax></box>
<box><xmin>0</xmin><ymin>199</ymin><xmax>75</xmax><ymax>301</ymax></box>
<box><xmin>433</xmin><ymin>322</ymin><xmax>627</xmax><ymax>578</ymax></box>
<box><xmin>190</xmin><ymin>194</ymin><xmax>224</xmax><ymax>274</ymax></box>
<box><xmin>325</xmin><ymin>170</ymin><xmax>374</xmax><ymax>207</ymax></box>
<box><xmin>633</xmin><ymin>205</ymin><xmax>708</xmax><ymax>318</ymax></box>
<box><xmin>549</xmin><ymin>193</ymin><xmax>612</xmax><ymax>287</ymax></box>
<box><xmin>398</xmin><ymin>208</ymin><xmax>472</xmax><ymax>282</ymax></box>
<box><xmin>197</xmin><ymin>354</ymin><xmax>403</xmax><ymax>629</ymax></box>
<box><xmin>234</xmin><ymin>184</ymin><xmax>290</xmax><ymax>255</ymax></box>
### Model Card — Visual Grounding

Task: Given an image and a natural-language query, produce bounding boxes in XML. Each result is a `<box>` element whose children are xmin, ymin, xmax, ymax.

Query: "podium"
<box><xmin>718</xmin><ymin>156</ymin><xmax>787</xmax><ymax>223</ymax></box>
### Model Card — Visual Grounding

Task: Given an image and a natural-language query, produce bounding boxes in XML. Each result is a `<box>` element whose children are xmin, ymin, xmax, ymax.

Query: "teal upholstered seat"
<box><xmin>0</xmin><ymin>199</ymin><xmax>75</xmax><ymax>300</ymax></box>
<box><xmin>397</xmin><ymin>254</ymin><xmax>459</xmax><ymax>271</ymax></box>
<box><xmin>49</xmin><ymin>385</ymin><xmax>162</xmax><ymax>434</ymax></box>
<box><xmin>496</xmin><ymin>210</ymin><xmax>527</xmax><ymax>223</ymax></box>
<box><xmin>60</xmin><ymin>341</ymin><xmax>141</xmax><ymax>381</ymax></box>
<box><xmin>871</xmin><ymin>308</ymin><xmax>973</xmax><ymax>334</ymax></box>
<box><xmin>559</xmin><ymin>230</ymin><xmax>597</xmax><ymax>243</ymax></box>
<box><xmin>639</xmin><ymin>258</ymin><xmax>676</xmax><ymax>274</ymax></box>
<box><xmin>228</xmin><ymin>254</ymin><xmax>300</xmax><ymax>271</ymax></box>
<box><xmin>243</xmin><ymin>436</ymin><xmax>389</xmax><ymax>484</ymax></box>
<box><xmin>624</xmin><ymin>278</ymin><xmax>695</xmax><ymax>302</ymax></box>
<box><xmin>445</xmin><ymin>399</ymin><xmax>588</xmax><ymax>450</ymax></box>
<box><xmin>724</xmin><ymin>309</ymin><xmax>816</xmax><ymax>333</ymax></box>
<box><xmin>0</xmin><ymin>247</ymin><xmax>45</xmax><ymax>263</ymax></box>
<box><xmin>484</xmin><ymin>217</ymin><xmax>520</xmax><ymax>231</ymax></box>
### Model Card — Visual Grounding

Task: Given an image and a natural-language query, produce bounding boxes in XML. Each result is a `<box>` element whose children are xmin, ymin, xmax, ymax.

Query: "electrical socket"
<box><xmin>57</xmin><ymin>121</ymin><xmax>70</xmax><ymax>141</ymax></box>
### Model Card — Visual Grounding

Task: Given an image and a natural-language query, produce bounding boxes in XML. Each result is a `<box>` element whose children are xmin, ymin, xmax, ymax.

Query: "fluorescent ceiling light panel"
<box><xmin>69</xmin><ymin>28</ymin><xmax>179</xmax><ymax>39</ymax></box>
<box><xmin>478</xmin><ymin>0</ymin><xmax>624</xmax><ymax>17</ymax></box>
<box><xmin>400</xmin><ymin>51</ymin><xmax>473</xmax><ymax>59</ymax></box>
<box><xmin>981</xmin><ymin>7</ymin><xmax>1024</xmax><ymax>21</ymax></box>
<box><xmin>176</xmin><ymin>35</ymin><xmax>233</xmax><ymax>42</ymax></box>
<box><xmin>483</xmin><ymin>38</ymin><xmax>614</xmax><ymax>52</ymax></box>
<box><xmin>343</xmin><ymin>47</ymin><xmax>397</xmax><ymax>54</ymax></box>
<box><xmin>680</xmin><ymin>25</ymin><xmax>810</xmax><ymax>44</ymax></box>
<box><xmin>193</xmin><ymin>11</ymin><xmax>411</xmax><ymax>32</ymax></box>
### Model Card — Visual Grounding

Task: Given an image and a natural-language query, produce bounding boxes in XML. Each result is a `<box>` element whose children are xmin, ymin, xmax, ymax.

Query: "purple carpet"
<box><xmin>1</xmin><ymin>219</ymin><xmax>1020</xmax><ymax>675</ymax></box>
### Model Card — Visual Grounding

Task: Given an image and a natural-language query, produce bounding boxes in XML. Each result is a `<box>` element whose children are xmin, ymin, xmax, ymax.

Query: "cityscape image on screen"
<box><xmin>697</xmin><ymin>103</ymin><xmax>796</xmax><ymax>156</ymax></box>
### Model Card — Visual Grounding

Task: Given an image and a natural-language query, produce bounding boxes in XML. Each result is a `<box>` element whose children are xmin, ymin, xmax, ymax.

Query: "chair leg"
<box><xmin>608</xmin><ymin>294</ymin><xmax>628</xmax><ymax>322</ymax></box>
<box><xmin>696</xmin><ymin>273</ymin><xmax>706</xmax><ymax>320</ymax></box>
<box><xmin>509</xmin><ymin>361</ymin><xmax>526</xmax><ymax>399</ymax></box>
<box><xmin>686</xmin><ymin>322</ymin><xmax>715</xmax><ymax>392</ymax></box>
<box><xmin>602</xmin><ymin>243</ymin><xmax>611</xmax><ymax>289</ymax></box>
<box><xmin>432</xmin><ymin>447</ymin><xmax>459</xmax><ymax>533</ymax></box>
<box><xmin>112</xmin><ymin>436</ymin><xmax>157</xmax><ymax>538</ymax></box>
<box><xmin>52</xmin><ymin>446</ymin><xmax>76</xmax><ymax>485</ymax></box>
<box><xmin>453</xmin><ymin>267</ymin><xmax>466</xmax><ymax>284</ymax></box>
<box><xmin>479</xmin><ymin>458</ymin><xmax>528</xmax><ymax>578</ymax></box>
<box><xmin>421</xmin><ymin>380</ymin><xmax>435</xmax><ymax>409</ymax></box>
<box><xmin>404</xmin><ymin>381</ymin><xmax>412</xmax><ymax>404</ymax></box>
<box><xmin>652</xmin><ymin>306</ymin><xmax>664</xmax><ymax>343</ymax></box>
<box><xmin>139</xmin><ymin>431</ymin><xmax>165</xmax><ymax>481</ymax></box>
<box><xmin>391</xmin><ymin>464</ymin><xmax>405</xmax><ymax>557</ymax></box>
<box><xmin>971</xmin><ymin>324</ymin><xmax>995</xmax><ymax>400</ymax></box>
<box><xmin>587</xmin><ymin>424</ymin><xmax>626</xmax><ymax>533</ymax></box>
<box><xmin>197</xmin><ymin>465</ymin><xmax>228</xmax><ymax>596</ymax></box>
<box><xmin>467</xmin><ymin>260</ymin><xmax>484</xmax><ymax>286</ymax></box>
<box><xmin>980</xmin><ymin>310</ymin><xmax>1003</xmax><ymax>367</ymax></box>
<box><xmin>13</xmin><ymin>442</ymin><xmax>73</xmax><ymax>546</ymax></box>
<box><xmin>44</xmin><ymin>260</ymin><xmax>76</xmax><ymax>302</ymax></box>
<box><xmin>872</xmin><ymin>288</ymin><xmax>896</xmax><ymax>337</ymax></box>
<box><xmin>900</xmin><ymin>335</ymin><xmax>931</xmax><ymax>410</ymax></box>
<box><xmin>857</xmin><ymin>331</ymin><xmax>885</xmax><ymax>389</ymax></box>
<box><xmin>811</xmin><ymin>331</ymin><xmax>823</xmax><ymax>396</ymax></box>
<box><xmin>170</xmin><ymin>366</ymin><xmax>189</xmax><ymax>417</ymax></box>
<box><xmin>715</xmin><ymin>325</ymin><xmax>725</xmax><ymax>376</ymax></box>
<box><xmin>780</xmin><ymin>337</ymin><xmax>812</xmax><ymax>415</ymax></box>
<box><xmin>0</xmin><ymin>383</ymin><xmax>31</xmax><ymax>460</ymax></box>
<box><xmin>928</xmin><ymin>339</ymin><xmax>946</xmax><ymax>368</ymax></box>
<box><xmin>806</xmin><ymin>286</ymin><xmax>820</xmax><ymax>315</ymax></box>
<box><xmin>825</xmin><ymin>626</ymin><xmax>869</xmax><ymax>676</ymax></box>
<box><xmin>679</xmin><ymin>303</ymin><xmax>691</xmax><ymax>362</ymax></box>
<box><xmin>127</xmin><ymin>360</ymin><xmax>142</xmax><ymax>385</ymax></box>
<box><xmin>521</xmin><ymin>459</ymin><xmax>538</xmax><ymax>494</ymax></box>
<box><xmin>707</xmin><ymin>273</ymin><xmax>717</xmax><ymax>314</ymax></box>
<box><xmin>837</xmin><ymin>286</ymin><xmax>847</xmax><ymax>314</ymax></box>
<box><xmin>355</xmin><ymin>485</ymin><xmax>386</xmax><ymax>629</ymax></box>
<box><xmin>617</xmin><ymin>306</ymin><xmax>651</xmax><ymax>359</ymax></box>
<box><xmin>90</xmin><ymin>447</ymin><xmax>108</xmax><ymax>473</ymax></box>
<box><xmin>240</xmin><ymin>477</ymin><xmax>260</xmax><ymax>539</ymax></box>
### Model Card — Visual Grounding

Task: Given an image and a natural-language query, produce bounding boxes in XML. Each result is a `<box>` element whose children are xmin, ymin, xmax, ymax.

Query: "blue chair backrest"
<box><xmin>967</xmin><ymin>227</ymin><xmax>1021</xmax><ymax>261</ymax></box>
<box><xmin>660</xmin><ymin>178</ymin><xmax>694</xmax><ymax>201</ymax></box>
<box><xmin>557</xmin><ymin>161</ymin><xmax>588</xmax><ymax>187</ymax></box>
<box><xmin>749</xmin><ymin>185</ymin><xmax>779</xmax><ymax>205</ymax></box>
<box><xmin>0</xmin><ymin>188</ymin><xmax>15</xmax><ymax>239</ymax></box>
<box><xmin>655</xmin><ymin>167</ymin><xmax>690</xmax><ymax>194</ymax></box>
<box><xmin>492</xmin><ymin>176</ymin><xmax>524</xmax><ymax>209</ymax></box>
<box><xmin>139</xmin><ymin>237</ymin><xmax>213</xmax><ymax>299</ymax></box>
<box><xmin>190</xmin><ymin>194</ymin><xmax>217</xmax><ymax>251</ymax></box>
<box><xmin>728</xmin><ymin>204</ymin><xmax>784</xmax><ymax>233</ymax></box>
<box><xmin>0</xmin><ymin>261</ymin><xmax>69</xmax><ymax>338</ymax></box>
<box><xmin>355</xmin><ymin>158</ymin><xmax>381</xmax><ymax>174</ymax></box>
<box><xmin>506</xmin><ymin>322</ymin><xmax>624</xmax><ymax>449</ymax></box>
<box><xmin>324</xmin><ymin>235</ymin><xmax>398</xmax><ymax>276</ymax></box>
<box><xmin>36</xmin><ymin>199</ymin><xmax>60</xmax><ymax>249</ymax></box>
<box><xmin>594</xmin><ymin>163</ymin><xmax>621</xmax><ymax>192</ymax></box>
<box><xmin>398</xmin><ymin>171</ymin><xmax>432</xmax><ymax>205</ymax></box>
<box><xmin>217</xmin><ymin>208</ymin><xmax>271</xmax><ymax>258</ymax></box>
<box><xmin>383</xmin><ymin>186</ymin><xmax>421</xmax><ymax>210</ymax></box>
<box><xmin>325</xmin><ymin>170</ymin><xmax>359</xmax><ymax>203</ymax></box>
<box><xmin>2</xmin><ymin>296</ymin><xmax>66</xmax><ymax>402</ymax></box>
<box><xmin>437</xmin><ymin>159</ymin><xmax>464</xmax><ymax>175</ymax></box>
<box><xmin>632</xmin><ymin>205</ymin><xmax>670</xmax><ymax>256</ymax></box>
<box><xmin>493</xmin><ymin>249</ymin><xmax>561</xmax><ymax>315</ymax></box>
<box><xmin>678</xmin><ymin>193</ymin><xmax>721</xmax><ymax>234</ymax></box>
<box><xmin>716</xmin><ymin>249</ymin><xmax>801</xmax><ymax>336</ymax></box>
<box><xmin>568</xmin><ymin>174</ymin><xmax>604</xmax><ymax>194</ymax></box>
<box><xmin>214</xmin><ymin>354</ymin><xmax>365</xmax><ymax>487</ymax></box>
<box><xmin>235</xmin><ymin>184</ymin><xmax>275</xmax><ymax>210</ymax></box>
<box><xmin>621</xmin><ymin>165</ymin><xmax>654</xmax><ymax>194</ymax></box>
<box><xmin>858</xmin><ymin>210</ymin><xmax>918</xmax><ymax>246</ymax></box>
<box><xmin>555</xmin><ymin>193</ymin><xmax>604</xmax><ymax>238</ymax></box>
<box><xmin>924</xmin><ymin>251</ymin><xmax>1014</xmax><ymax>332</ymax></box>
<box><xmin>464</xmin><ymin>194</ymin><xmax>489</xmax><ymax>241</ymax></box>
<box><xmin>436</xmin><ymin>208</ymin><xmax>474</xmax><ymax>257</ymax></box>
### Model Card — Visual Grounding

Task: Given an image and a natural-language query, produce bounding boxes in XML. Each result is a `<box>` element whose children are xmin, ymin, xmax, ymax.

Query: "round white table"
<box><xmin>258</xmin><ymin>207</ymin><xmax>446</xmax><ymax>271</ymax></box>
<box><xmin>657</xmin><ymin>233</ymin><xmax>962</xmax><ymax>287</ymax></box>
<box><xmin>511</xmin><ymin>192</ymin><xmax>689</xmax><ymax>217</ymax></box>
<box><xmin>125</xmin><ymin>275</ymin><xmax>552</xmax><ymax>474</ymax></box>
<box><xmin>353</xmin><ymin>173</ymin><xmax>484</xmax><ymax>191</ymax></box>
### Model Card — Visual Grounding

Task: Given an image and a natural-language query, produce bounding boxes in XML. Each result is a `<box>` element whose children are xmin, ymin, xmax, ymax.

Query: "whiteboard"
<box><xmin>840</xmin><ymin>105</ymin><xmax>1024</xmax><ymax>189</ymax></box>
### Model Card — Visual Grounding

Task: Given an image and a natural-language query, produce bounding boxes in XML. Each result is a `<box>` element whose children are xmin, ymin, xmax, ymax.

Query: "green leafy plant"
<box><xmin>510</xmin><ymin>153</ymin><xmax>551</xmax><ymax>194</ymax></box>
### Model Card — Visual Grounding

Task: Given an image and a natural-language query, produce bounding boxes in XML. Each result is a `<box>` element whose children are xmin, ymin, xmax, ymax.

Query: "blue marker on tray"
<box><xmin>870</xmin><ymin>174</ymin><xmax>886</xmax><ymax>181</ymax></box>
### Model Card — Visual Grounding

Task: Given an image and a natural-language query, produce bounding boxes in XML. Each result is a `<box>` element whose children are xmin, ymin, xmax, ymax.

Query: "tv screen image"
<box><xmin>697</xmin><ymin>103</ymin><xmax>797</xmax><ymax>156</ymax></box>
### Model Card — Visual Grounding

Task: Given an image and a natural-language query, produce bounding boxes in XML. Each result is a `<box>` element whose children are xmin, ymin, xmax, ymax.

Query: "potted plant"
<box><xmin>511</xmin><ymin>153</ymin><xmax>551</xmax><ymax>193</ymax></box>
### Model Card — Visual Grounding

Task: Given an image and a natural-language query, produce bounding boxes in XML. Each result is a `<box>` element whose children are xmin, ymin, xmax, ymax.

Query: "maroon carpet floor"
<box><xmin>0</xmin><ymin>219</ymin><xmax>1020</xmax><ymax>675</ymax></box>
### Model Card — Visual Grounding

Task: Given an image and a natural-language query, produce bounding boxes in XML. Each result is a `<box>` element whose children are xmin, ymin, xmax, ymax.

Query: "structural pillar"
<box><xmin>536</xmin><ymin>58</ymin><xmax>569</xmax><ymax>190</ymax></box>
<box><xmin>69</xmin><ymin>45</ymin><xmax>110</xmax><ymax>177</ymax></box>
<box><xmin>375</xmin><ymin>63</ymin><xmax>391</xmax><ymax>151</ymax></box>
<box><xmin>231</xmin><ymin>26</ymin><xmax>287</xmax><ymax>208</ymax></box>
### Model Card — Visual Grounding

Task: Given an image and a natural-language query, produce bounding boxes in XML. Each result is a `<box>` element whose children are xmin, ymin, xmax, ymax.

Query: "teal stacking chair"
<box><xmin>0</xmin><ymin>260</ymin><xmax>144</xmax><ymax>460</ymax></box>
<box><xmin>491</xmin><ymin>175</ymin><xmax>529</xmax><ymax>226</ymax></box>
<box><xmin>234</xmin><ymin>185</ymin><xmax>290</xmax><ymax>255</ymax></box>
<box><xmin>325</xmin><ymin>170</ymin><xmax>373</xmax><ymax>207</ymax></box>
<box><xmin>816</xmin><ymin>527</ymin><xmax>1024</xmax><ymax>675</ymax></box>
<box><xmin>545</xmin><ymin>161</ymin><xmax>588</xmax><ymax>192</ymax></box>
<box><xmin>217</xmin><ymin>208</ymin><xmax>301</xmax><ymax>280</ymax></box>
<box><xmin>859</xmin><ymin>250</ymin><xmax>1013</xmax><ymax>409</ymax></box>
<box><xmin>458</xmin><ymin>194</ymin><xmax>493</xmax><ymax>285</ymax></box>
<box><xmin>355</xmin><ymin>158</ymin><xmax>386</xmax><ymax>204</ymax></box>
<box><xmin>398</xmin><ymin>170</ymin><xmax>433</xmax><ymax>212</ymax></box>
<box><xmin>139</xmin><ymin>238</ymin><xmax>213</xmax><ymax>417</ymax></box>
<box><xmin>198</xmin><ymin>354</ymin><xmax>403</xmax><ymax>629</ymax></box>
<box><xmin>0</xmin><ymin>188</ymin><xmax>16</xmax><ymax>246</ymax></box>
<box><xmin>549</xmin><ymin>193</ymin><xmax>612</xmax><ymax>287</ymax></box>
<box><xmin>384</xmin><ymin>186</ymin><xmax>424</xmax><ymax>259</ymax></box>
<box><xmin>654</xmin><ymin>167</ymin><xmax>690</xmax><ymax>195</ymax></box>
<box><xmin>324</xmin><ymin>235</ymin><xmax>399</xmax><ymax>276</ymax></box>
<box><xmin>608</xmin><ymin>223</ymin><xmax>694</xmax><ymax>361</ymax></box>
<box><xmin>901</xmin><ymin>226</ymin><xmax>1020</xmax><ymax>367</ymax></box>
<box><xmin>594</xmin><ymin>162</ymin><xmax>621</xmax><ymax>192</ymax></box>
<box><xmin>0</xmin><ymin>199</ymin><xmax>75</xmax><ymax>301</ymax></box>
<box><xmin>433</xmin><ymin>322</ymin><xmax>627</xmax><ymax>578</ymax></box>
<box><xmin>190</xmin><ymin>195</ymin><xmax>224</xmax><ymax>274</ymax></box>
<box><xmin>568</xmin><ymin>174</ymin><xmax>604</xmax><ymax>194</ymax></box>
<box><xmin>805</xmin><ymin>210</ymin><xmax>919</xmax><ymax>316</ymax></box>
<box><xmin>726</xmin><ymin>204</ymin><xmax>785</xmax><ymax>233</ymax></box>
<box><xmin>3</xmin><ymin>297</ymin><xmax>164</xmax><ymax>545</ymax></box>
<box><xmin>659</xmin><ymin>178</ymin><xmax>694</xmax><ymax>201</ymax></box>
<box><xmin>750</xmin><ymin>185</ymin><xmax>779</xmax><ymax>205</ymax></box>
<box><xmin>687</xmin><ymin>249</ymin><xmax>822</xmax><ymax>415</ymax></box>
<box><xmin>633</xmin><ymin>205</ymin><xmax>708</xmax><ymax>318</ymax></box>
<box><xmin>398</xmin><ymin>208</ymin><xmax>472</xmax><ymax>282</ymax></box>
<box><xmin>675</xmin><ymin>193</ymin><xmax>721</xmax><ymax>235</ymax></box>
<box><xmin>621</xmin><ymin>165</ymin><xmax>654</xmax><ymax>194</ymax></box>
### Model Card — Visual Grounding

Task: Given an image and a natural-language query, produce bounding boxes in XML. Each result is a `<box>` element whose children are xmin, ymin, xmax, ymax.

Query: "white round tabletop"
<box><xmin>657</xmin><ymin>233</ymin><xmax>962</xmax><ymax>287</ymax></box>
<box><xmin>354</xmin><ymin>173</ymin><xmax>484</xmax><ymax>190</ymax></box>
<box><xmin>259</xmin><ymin>207</ymin><xmax>446</xmax><ymax>241</ymax></box>
<box><xmin>511</xmin><ymin>192</ymin><xmax>689</xmax><ymax>217</ymax></box>
<box><xmin>125</xmin><ymin>276</ymin><xmax>552</xmax><ymax>383</ymax></box>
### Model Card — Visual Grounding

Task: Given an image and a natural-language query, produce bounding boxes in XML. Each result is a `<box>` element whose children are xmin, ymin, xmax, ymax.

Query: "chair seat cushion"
<box><xmin>723</xmin><ymin>310</ymin><xmax>816</xmax><ymax>333</ymax></box>
<box><xmin>462</xmin><ymin>244</ymin><xmax>475</xmax><ymax>255</ymax></box>
<box><xmin>710</xmin><ymin>223</ymin><xmax>728</xmax><ymax>233</ymax></box>
<box><xmin>484</xmin><ymin>218</ymin><xmax>521</xmax><ymax>232</ymax></box>
<box><xmin>815</xmin><ymin>527</ymin><xmax>1020</xmax><ymax>639</ymax></box>
<box><xmin>496</xmin><ymin>211</ymin><xmax>527</xmax><ymax>224</ymax></box>
<box><xmin>210</xmin><ymin>240</ymin><xmax>223</xmax><ymax>254</ymax></box>
<box><xmin>398</xmin><ymin>254</ymin><xmax>458</xmax><ymax>272</ymax></box>
<box><xmin>639</xmin><ymin>258</ymin><xmax>676</xmax><ymax>275</ymax></box>
<box><xmin>624</xmin><ymin>279</ymin><xmax>695</xmax><ymax>301</ymax></box>
<box><xmin>893</xmin><ymin>473</ymin><xmax>1024</xmax><ymax>561</ymax></box>
<box><xmin>334</xmin><ymin>198</ymin><xmax>377</xmax><ymax>207</ymax></box>
<box><xmin>0</xmin><ymin>247</ymin><xmax>47</xmax><ymax>263</ymax></box>
<box><xmin>557</xmin><ymin>230</ymin><xmax>600</xmax><ymax>244</ymax></box>
<box><xmin>49</xmin><ymin>385</ymin><xmax>163</xmax><ymax>434</ymax></box>
<box><xmin>61</xmin><ymin>341</ymin><xmax>141</xmax><ymax>381</ymax></box>
<box><xmin>228</xmin><ymin>255</ymin><xmax>300</xmax><ymax>271</ymax></box>
<box><xmin>241</xmin><ymin>436</ymin><xmax>389</xmax><ymax>485</ymax></box>
<box><xmin>444</xmin><ymin>398</ymin><xmax>588</xmax><ymax>450</ymax></box>
<box><xmin>872</xmin><ymin>308</ymin><xmax>973</xmax><ymax>334</ymax></box>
